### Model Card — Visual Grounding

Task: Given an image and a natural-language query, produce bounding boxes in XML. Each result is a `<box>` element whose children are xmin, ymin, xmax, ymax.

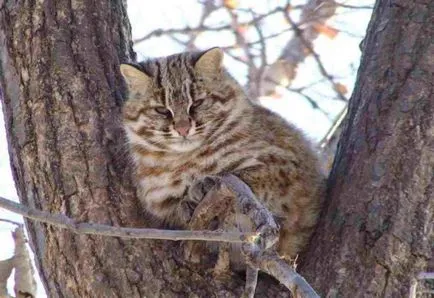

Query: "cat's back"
<box><xmin>242</xmin><ymin>103</ymin><xmax>321</xmax><ymax>170</ymax></box>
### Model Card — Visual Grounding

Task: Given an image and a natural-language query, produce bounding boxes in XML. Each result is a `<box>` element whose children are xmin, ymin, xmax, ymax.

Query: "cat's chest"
<box><xmin>134</xmin><ymin>146</ymin><xmax>262</xmax><ymax>203</ymax></box>
<box><xmin>135</xmin><ymin>154</ymin><xmax>217</xmax><ymax>201</ymax></box>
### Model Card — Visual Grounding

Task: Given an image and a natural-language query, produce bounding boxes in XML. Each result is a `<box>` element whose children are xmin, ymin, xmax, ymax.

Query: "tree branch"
<box><xmin>246</xmin><ymin>250</ymin><xmax>320</xmax><ymax>298</ymax></box>
<box><xmin>282</xmin><ymin>8</ymin><xmax>348</xmax><ymax>102</ymax></box>
<box><xmin>133</xmin><ymin>4</ymin><xmax>292</xmax><ymax>45</ymax></box>
<box><xmin>243</xmin><ymin>267</ymin><xmax>259</xmax><ymax>298</ymax></box>
<box><xmin>261</xmin><ymin>0</ymin><xmax>338</xmax><ymax>96</ymax></box>
<box><xmin>0</xmin><ymin>196</ymin><xmax>257</xmax><ymax>243</ymax></box>
<box><xmin>0</xmin><ymin>218</ymin><xmax>22</xmax><ymax>226</ymax></box>
<box><xmin>0</xmin><ymin>175</ymin><xmax>320</xmax><ymax>298</ymax></box>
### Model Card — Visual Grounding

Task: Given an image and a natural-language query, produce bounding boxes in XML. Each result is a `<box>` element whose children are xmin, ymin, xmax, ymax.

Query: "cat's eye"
<box><xmin>155</xmin><ymin>107</ymin><xmax>172</xmax><ymax>117</ymax></box>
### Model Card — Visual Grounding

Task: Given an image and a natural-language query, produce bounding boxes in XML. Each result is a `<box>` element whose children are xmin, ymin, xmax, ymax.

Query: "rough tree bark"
<box><xmin>0</xmin><ymin>1</ymin><xmax>288</xmax><ymax>297</ymax></box>
<box><xmin>0</xmin><ymin>1</ymin><xmax>432</xmax><ymax>298</ymax></box>
<box><xmin>302</xmin><ymin>0</ymin><xmax>434</xmax><ymax>297</ymax></box>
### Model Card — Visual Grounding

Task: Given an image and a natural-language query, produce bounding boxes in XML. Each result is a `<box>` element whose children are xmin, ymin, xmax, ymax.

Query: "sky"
<box><xmin>0</xmin><ymin>1</ymin><xmax>374</xmax><ymax>296</ymax></box>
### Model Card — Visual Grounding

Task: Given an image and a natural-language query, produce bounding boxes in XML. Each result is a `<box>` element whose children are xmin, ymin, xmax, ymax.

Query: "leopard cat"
<box><xmin>120</xmin><ymin>48</ymin><xmax>325</xmax><ymax>259</ymax></box>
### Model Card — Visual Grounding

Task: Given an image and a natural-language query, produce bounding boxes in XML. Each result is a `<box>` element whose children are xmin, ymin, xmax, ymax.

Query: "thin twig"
<box><xmin>0</xmin><ymin>218</ymin><xmax>23</xmax><ymax>226</ymax></box>
<box><xmin>248</xmin><ymin>8</ymin><xmax>268</xmax><ymax>99</ymax></box>
<box><xmin>335</xmin><ymin>2</ymin><xmax>373</xmax><ymax>9</ymax></box>
<box><xmin>283</xmin><ymin>10</ymin><xmax>348</xmax><ymax>102</ymax></box>
<box><xmin>0</xmin><ymin>196</ymin><xmax>257</xmax><ymax>243</ymax></box>
<box><xmin>318</xmin><ymin>105</ymin><xmax>347</xmax><ymax>149</ymax></box>
<box><xmin>220</xmin><ymin>28</ymin><xmax>293</xmax><ymax>51</ymax></box>
<box><xmin>260</xmin><ymin>0</ymin><xmax>339</xmax><ymax>97</ymax></box>
<box><xmin>185</xmin><ymin>0</ymin><xmax>218</xmax><ymax>50</ymax></box>
<box><xmin>417</xmin><ymin>272</ymin><xmax>434</xmax><ymax>280</ymax></box>
<box><xmin>262</xmin><ymin>76</ymin><xmax>331</xmax><ymax>118</ymax></box>
<box><xmin>133</xmin><ymin>4</ymin><xmax>292</xmax><ymax>45</ymax></box>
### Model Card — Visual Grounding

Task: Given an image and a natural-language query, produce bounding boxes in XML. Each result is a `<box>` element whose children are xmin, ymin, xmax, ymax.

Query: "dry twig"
<box><xmin>0</xmin><ymin>218</ymin><xmax>22</xmax><ymax>226</ymax></box>
<box><xmin>0</xmin><ymin>196</ymin><xmax>256</xmax><ymax>243</ymax></box>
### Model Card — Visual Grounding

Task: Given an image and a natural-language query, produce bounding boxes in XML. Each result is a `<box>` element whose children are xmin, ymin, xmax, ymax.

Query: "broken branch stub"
<box><xmin>12</xmin><ymin>227</ymin><xmax>37</xmax><ymax>298</ymax></box>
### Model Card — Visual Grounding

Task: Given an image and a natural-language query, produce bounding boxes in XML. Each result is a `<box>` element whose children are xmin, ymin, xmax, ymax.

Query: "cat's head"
<box><xmin>120</xmin><ymin>48</ymin><xmax>247</xmax><ymax>153</ymax></box>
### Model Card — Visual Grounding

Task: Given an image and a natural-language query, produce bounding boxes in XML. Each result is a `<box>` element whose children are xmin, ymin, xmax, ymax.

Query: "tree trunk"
<box><xmin>0</xmin><ymin>1</ymin><xmax>288</xmax><ymax>297</ymax></box>
<box><xmin>1</xmin><ymin>0</ymin><xmax>432</xmax><ymax>297</ymax></box>
<box><xmin>302</xmin><ymin>0</ymin><xmax>434</xmax><ymax>296</ymax></box>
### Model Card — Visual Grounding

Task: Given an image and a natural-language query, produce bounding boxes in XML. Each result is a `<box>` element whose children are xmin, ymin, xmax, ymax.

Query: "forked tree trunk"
<box><xmin>302</xmin><ymin>0</ymin><xmax>434</xmax><ymax>296</ymax></box>
<box><xmin>0</xmin><ymin>0</ymin><xmax>432</xmax><ymax>297</ymax></box>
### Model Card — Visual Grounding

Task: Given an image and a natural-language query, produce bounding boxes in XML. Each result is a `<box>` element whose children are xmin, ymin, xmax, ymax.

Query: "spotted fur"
<box><xmin>121</xmin><ymin>48</ymin><xmax>325</xmax><ymax>258</ymax></box>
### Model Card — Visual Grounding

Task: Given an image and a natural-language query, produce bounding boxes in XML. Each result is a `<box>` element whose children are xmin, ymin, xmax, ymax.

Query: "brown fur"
<box><xmin>120</xmin><ymin>48</ymin><xmax>325</xmax><ymax>259</ymax></box>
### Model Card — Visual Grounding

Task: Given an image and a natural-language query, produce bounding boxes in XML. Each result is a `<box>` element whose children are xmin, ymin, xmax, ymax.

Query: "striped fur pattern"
<box><xmin>120</xmin><ymin>48</ymin><xmax>325</xmax><ymax>258</ymax></box>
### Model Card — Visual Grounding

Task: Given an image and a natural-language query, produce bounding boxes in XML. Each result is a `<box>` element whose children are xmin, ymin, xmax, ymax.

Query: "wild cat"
<box><xmin>120</xmin><ymin>48</ymin><xmax>324</xmax><ymax>259</ymax></box>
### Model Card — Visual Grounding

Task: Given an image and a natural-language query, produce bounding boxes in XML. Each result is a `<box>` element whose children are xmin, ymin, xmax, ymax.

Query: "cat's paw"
<box><xmin>189</xmin><ymin>175</ymin><xmax>222</xmax><ymax>204</ymax></box>
<box><xmin>179</xmin><ymin>175</ymin><xmax>222</xmax><ymax>224</ymax></box>
<box><xmin>178</xmin><ymin>199</ymin><xmax>197</xmax><ymax>225</ymax></box>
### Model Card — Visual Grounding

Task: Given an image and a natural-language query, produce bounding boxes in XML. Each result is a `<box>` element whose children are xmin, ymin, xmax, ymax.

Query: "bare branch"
<box><xmin>283</xmin><ymin>10</ymin><xmax>348</xmax><ymax>101</ymax></box>
<box><xmin>261</xmin><ymin>0</ymin><xmax>339</xmax><ymax>96</ymax></box>
<box><xmin>226</xmin><ymin>8</ymin><xmax>258</xmax><ymax>99</ymax></box>
<box><xmin>262</xmin><ymin>76</ymin><xmax>331</xmax><ymax>118</ymax></box>
<box><xmin>0</xmin><ymin>196</ymin><xmax>257</xmax><ymax>243</ymax></box>
<box><xmin>335</xmin><ymin>2</ymin><xmax>373</xmax><ymax>9</ymax></box>
<box><xmin>417</xmin><ymin>272</ymin><xmax>434</xmax><ymax>279</ymax></box>
<box><xmin>317</xmin><ymin>105</ymin><xmax>347</xmax><ymax>174</ymax></box>
<box><xmin>246</xmin><ymin>250</ymin><xmax>320</xmax><ymax>298</ymax></box>
<box><xmin>133</xmin><ymin>4</ymin><xmax>291</xmax><ymax>45</ymax></box>
<box><xmin>0</xmin><ymin>218</ymin><xmax>23</xmax><ymax>226</ymax></box>
<box><xmin>318</xmin><ymin>106</ymin><xmax>347</xmax><ymax>150</ymax></box>
<box><xmin>185</xmin><ymin>0</ymin><xmax>219</xmax><ymax>50</ymax></box>
<box><xmin>247</xmin><ymin>8</ymin><xmax>268</xmax><ymax>99</ymax></box>
<box><xmin>0</xmin><ymin>176</ymin><xmax>320</xmax><ymax>298</ymax></box>
<box><xmin>220</xmin><ymin>28</ymin><xmax>293</xmax><ymax>51</ymax></box>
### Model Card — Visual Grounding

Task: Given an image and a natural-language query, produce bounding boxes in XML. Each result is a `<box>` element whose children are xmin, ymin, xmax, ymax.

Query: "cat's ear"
<box><xmin>120</xmin><ymin>64</ymin><xmax>152</xmax><ymax>90</ymax></box>
<box><xmin>194</xmin><ymin>47</ymin><xmax>224</xmax><ymax>75</ymax></box>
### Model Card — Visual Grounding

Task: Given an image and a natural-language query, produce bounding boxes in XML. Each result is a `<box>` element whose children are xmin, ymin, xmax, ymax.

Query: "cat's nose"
<box><xmin>174</xmin><ymin>120</ymin><xmax>191</xmax><ymax>137</ymax></box>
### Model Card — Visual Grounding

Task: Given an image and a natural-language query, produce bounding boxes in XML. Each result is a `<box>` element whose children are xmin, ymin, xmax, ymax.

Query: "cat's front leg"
<box><xmin>179</xmin><ymin>175</ymin><xmax>222</xmax><ymax>224</ymax></box>
<box><xmin>179</xmin><ymin>175</ymin><xmax>225</xmax><ymax>263</ymax></box>
<box><xmin>188</xmin><ymin>175</ymin><xmax>222</xmax><ymax>206</ymax></box>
